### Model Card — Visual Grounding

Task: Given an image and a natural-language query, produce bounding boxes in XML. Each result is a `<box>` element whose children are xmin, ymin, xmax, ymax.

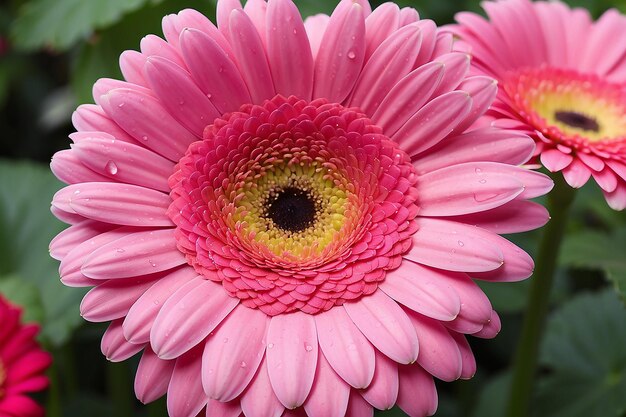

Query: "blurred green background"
<box><xmin>1</xmin><ymin>0</ymin><xmax>626</xmax><ymax>416</ymax></box>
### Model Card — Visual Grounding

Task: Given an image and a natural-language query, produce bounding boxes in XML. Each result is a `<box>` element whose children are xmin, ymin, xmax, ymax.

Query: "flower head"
<box><xmin>449</xmin><ymin>0</ymin><xmax>626</xmax><ymax>209</ymax></box>
<box><xmin>50</xmin><ymin>0</ymin><xmax>553</xmax><ymax>416</ymax></box>
<box><xmin>0</xmin><ymin>296</ymin><xmax>51</xmax><ymax>417</ymax></box>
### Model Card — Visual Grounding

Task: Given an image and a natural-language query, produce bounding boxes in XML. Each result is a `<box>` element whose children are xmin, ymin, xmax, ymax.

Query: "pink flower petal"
<box><xmin>101</xmin><ymin>319</ymin><xmax>144</xmax><ymax>362</ymax></box>
<box><xmin>202</xmin><ymin>305</ymin><xmax>269</xmax><ymax>401</ymax></box>
<box><xmin>140</xmin><ymin>34</ymin><xmax>186</xmax><ymax>68</ymax></box>
<box><xmin>313</xmin><ymin>3</ymin><xmax>365</xmax><ymax>103</ymax></box>
<box><xmin>228</xmin><ymin>9</ymin><xmax>276</xmax><ymax>102</ymax></box>
<box><xmin>5</xmin><ymin>376</ymin><xmax>49</xmax><ymax>396</ymax></box>
<box><xmin>372</xmin><ymin>61</ymin><xmax>445</xmax><ymax>136</ymax></box>
<box><xmin>592</xmin><ymin>167</ymin><xmax>618</xmax><ymax>193</ymax></box>
<box><xmin>179</xmin><ymin>28</ymin><xmax>251</xmax><ymax>113</ymax></box>
<box><xmin>406</xmin><ymin>218</ymin><xmax>504</xmax><ymax>273</ymax></box>
<box><xmin>49</xmin><ymin>219</ymin><xmax>112</xmax><ymax>261</ymax></box>
<box><xmin>0</xmin><ymin>395</ymin><xmax>44</xmax><ymax>417</ymax></box>
<box><xmin>416</xmin><ymin>162</ymin><xmax>525</xmax><ymax>216</ymax></box>
<box><xmin>454</xmin><ymin>75</ymin><xmax>498</xmax><ymax>132</ymax></box>
<box><xmin>344</xmin><ymin>291</ymin><xmax>418</xmax><ymax>364</ymax></box>
<box><xmin>445</xmin><ymin>200</ymin><xmax>549</xmax><ymax>234</ymax></box>
<box><xmin>363</xmin><ymin>3</ymin><xmax>400</xmax><ymax>61</ymax></box>
<box><xmin>82</xmin><ymin>229</ymin><xmax>185</xmax><ymax>279</ymax></box>
<box><xmin>405</xmin><ymin>310</ymin><xmax>462</xmax><ymax>381</ymax></box>
<box><xmin>205</xmin><ymin>399</ymin><xmax>242</xmax><ymax>417</ymax></box>
<box><xmin>80</xmin><ymin>277</ymin><xmax>158</xmax><ymax>322</ymax></box>
<box><xmin>360</xmin><ymin>350</ymin><xmax>398</xmax><ymax>410</ymax></box>
<box><xmin>471</xmin><ymin>232</ymin><xmax>535</xmax><ymax>282</ymax></box>
<box><xmin>100</xmin><ymin>88</ymin><xmax>197</xmax><ymax>161</ymax></box>
<box><xmin>415</xmin><ymin>128</ymin><xmax>535</xmax><ymax>174</ymax></box>
<box><xmin>240</xmin><ymin>357</ymin><xmax>285</xmax><ymax>417</ymax></box>
<box><xmin>163</xmin><ymin>9</ymin><xmax>234</xmax><ymax>58</ymax></box>
<box><xmin>449</xmin><ymin>331</ymin><xmax>476</xmax><ymax>379</ymax></box>
<box><xmin>380</xmin><ymin>262</ymin><xmax>461</xmax><ymax>322</ymax></box>
<box><xmin>216</xmin><ymin>0</ymin><xmax>243</xmax><ymax>38</ymax></box>
<box><xmin>303</xmin><ymin>352</ymin><xmax>350</xmax><ymax>417</ymax></box>
<box><xmin>472</xmin><ymin>310</ymin><xmax>501</xmax><ymax>339</ymax></box>
<box><xmin>135</xmin><ymin>346</ymin><xmax>175</xmax><ymax>403</ymax></box>
<box><xmin>562</xmin><ymin>157</ymin><xmax>592</xmax><ymax>188</ymax></box>
<box><xmin>151</xmin><ymin>277</ymin><xmax>239</xmax><ymax>360</ymax></box>
<box><xmin>5</xmin><ymin>350</ymin><xmax>52</xmax><ymax>385</ymax></box>
<box><xmin>314</xmin><ymin>307</ymin><xmax>375</xmax><ymax>389</ymax></box>
<box><xmin>72</xmin><ymin>104</ymin><xmax>136</xmax><ymax>143</ymax></box>
<box><xmin>244</xmin><ymin>0</ymin><xmax>268</xmax><ymax>47</ymax></box>
<box><xmin>303</xmin><ymin>14</ymin><xmax>329</xmax><ymax>60</ymax></box>
<box><xmin>346</xmin><ymin>391</ymin><xmax>374</xmax><ymax>417</ymax></box>
<box><xmin>604</xmin><ymin>182</ymin><xmax>626</xmax><ymax>210</ymax></box>
<box><xmin>51</xmin><ymin>149</ymin><xmax>111</xmax><ymax>185</ymax></box>
<box><xmin>393</xmin><ymin>91</ymin><xmax>472</xmax><ymax>157</ymax></box>
<box><xmin>72</xmin><ymin>135</ymin><xmax>174</xmax><ymax>192</ymax></box>
<box><xmin>119</xmin><ymin>50</ymin><xmax>148</xmax><ymax>87</ymax></box>
<box><xmin>397</xmin><ymin>365</ymin><xmax>438</xmax><ymax>417</ymax></box>
<box><xmin>266</xmin><ymin>0</ymin><xmax>314</xmax><ymax>99</ymax></box>
<box><xmin>167</xmin><ymin>345</ymin><xmax>208</xmax><ymax>417</ymax></box>
<box><xmin>540</xmin><ymin>148</ymin><xmax>574</xmax><ymax>172</ymax></box>
<box><xmin>266</xmin><ymin>312</ymin><xmax>318</xmax><ymax>408</ymax></box>
<box><xmin>123</xmin><ymin>267</ymin><xmax>198</xmax><ymax>344</ymax></box>
<box><xmin>432</xmin><ymin>52</ymin><xmax>470</xmax><ymax>96</ymax></box>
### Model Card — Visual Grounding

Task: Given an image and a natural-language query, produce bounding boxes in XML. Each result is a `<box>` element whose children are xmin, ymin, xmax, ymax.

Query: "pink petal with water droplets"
<box><xmin>266</xmin><ymin>0</ymin><xmax>314</xmax><ymax>99</ymax></box>
<box><xmin>562</xmin><ymin>158</ymin><xmax>592</xmax><ymax>188</ymax></box>
<box><xmin>51</xmin><ymin>149</ymin><xmax>111</xmax><ymax>185</ymax></box>
<box><xmin>380</xmin><ymin>262</ymin><xmax>461</xmax><ymax>322</ymax></box>
<box><xmin>314</xmin><ymin>307</ymin><xmax>375</xmax><ymax>389</ymax></box>
<box><xmin>140</xmin><ymin>34</ymin><xmax>186</xmax><ymax>68</ymax></box>
<box><xmin>82</xmin><ymin>229</ymin><xmax>185</xmax><ymax>279</ymax></box>
<box><xmin>471</xmin><ymin>232</ymin><xmax>534</xmax><ymax>282</ymax></box>
<box><xmin>202</xmin><ymin>305</ymin><xmax>268</xmax><ymax>401</ymax></box>
<box><xmin>363</xmin><ymin>3</ymin><xmax>400</xmax><ymax>61</ymax></box>
<box><xmin>266</xmin><ymin>312</ymin><xmax>318</xmax><ymax>409</ymax></box>
<box><xmin>415</xmin><ymin>128</ymin><xmax>535</xmax><ymax>174</ymax></box>
<box><xmin>72</xmin><ymin>104</ymin><xmax>136</xmax><ymax>143</ymax></box>
<box><xmin>394</xmin><ymin>91</ymin><xmax>472</xmax><ymax>157</ymax></box>
<box><xmin>72</xmin><ymin>136</ymin><xmax>174</xmax><ymax>192</ymax></box>
<box><xmin>241</xmin><ymin>357</ymin><xmax>285</xmax><ymax>417</ymax></box>
<box><xmin>372</xmin><ymin>61</ymin><xmax>445</xmax><ymax>136</ymax></box>
<box><xmin>135</xmin><ymin>346</ymin><xmax>175</xmax><ymax>403</ymax></box>
<box><xmin>360</xmin><ymin>350</ymin><xmax>398</xmax><ymax>410</ymax></box>
<box><xmin>100</xmin><ymin>88</ymin><xmax>196</xmax><ymax>161</ymax></box>
<box><xmin>313</xmin><ymin>3</ymin><xmax>365</xmax><ymax>103</ymax></box>
<box><xmin>406</xmin><ymin>218</ymin><xmax>504</xmax><ymax>273</ymax></box>
<box><xmin>163</xmin><ymin>9</ymin><xmax>234</xmax><ymax>58</ymax></box>
<box><xmin>49</xmin><ymin>219</ymin><xmax>112</xmax><ymax>261</ymax></box>
<box><xmin>346</xmin><ymin>391</ymin><xmax>373</xmax><ymax>417</ymax></box>
<box><xmin>454</xmin><ymin>76</ymin><xmax>498</xmax><ymax>132</ymax></box>
<box><xmin>445</xmin><ymin>200</ymin><xmax>549</xmax><ymax>234</ymax></box>
<box><xmin>405</xmin><ymin>311</ymin><xmax>462</xmax><ymax>381</ymax></box>
<box><xmin>205</xmin><ymin>399</ymin><xmax>242</xmax><ymax>417</ymax></box>
<box><xmin>81</xmin><ymin>278</ymin><xmax>158</xmax><ymax>322</ymax></box>
<box><xmin>540</xmin><ymin>148</ymin><xmax>574</xmax><ymax>172</ymax></box>
<box><xmin>101</xmin><ymin>319</ymin><xmax>144</xmax><ymax>362</ymax></box>
<box><xmin>123</xmin><ymin>267</ymin><xmax>198</xmax><ymax>344</ymax></box>
<box><xmin>145</xmin><ymin>56</ymin><xmax>220</xmax><ymax>137</ymax></box>
<box><xmin>397</xmin><ymin>365</ymin><xmax>438</xmax><ymax>417</ymax></box>
<box><xmin>344</xmin><ymin>291</ymin><xmax>418</xmax><ymax>364</ymax></box>
<box><xmin>350</xmin><ymin>24</ymin><xmax>423</xmax><ymax>115</ymax></box>
<box><xmin>416</xmin><ymin>162</ymin><xmax>524</xmax><ymax>216</ymax></box>
<box><xmin>303</xmin><ymin>352</ymin><xmax>350</xmax><ymax>417</ymax></box>
<box><xmin>179</xmin><ymin>28</ymin><xmax>251</xmax><ymax>113</ymax></box>
<box><xmin>151</xmin><ymin>277</ymin><xmax>239</xmax><ymax>360</ymax></box>
<box><xmin>228</xmin><ymin>10</ymin><xmax>276</xmax><ymax>102</ymax></box>
<box><xmin>167</xmin><ymin>345</ymin><xmax>209</xmax><ymax>417</ymax></box>
<box><xmin>92</xmin><ymin>78</ymin><xmax>151</xmax><ymax>107</ymax></box>
<box><xmin>432</xmin><ymin>52</ymin><xmax>470</xmax><ymax>96</ymax></box>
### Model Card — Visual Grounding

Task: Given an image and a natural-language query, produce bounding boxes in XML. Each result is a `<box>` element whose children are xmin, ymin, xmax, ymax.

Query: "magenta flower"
<box><xmin>449</xmin><ymin>0</ymin><xmax>626</xmax><ymax>210</ymax></box>
<box><xmin>50</xmin><ymin>1</ymin><xmax>553</xmax><ymax>416</ymax></box>
<box><xmin>0</xmin><ymin>296</ymin><xmax>51</xmax><ymax>417</ymax></box>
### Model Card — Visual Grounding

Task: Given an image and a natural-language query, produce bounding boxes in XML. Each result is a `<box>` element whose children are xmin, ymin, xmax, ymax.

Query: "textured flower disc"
<box><xmin>0</xmin><ymin>297</ymin><xmax>51</xmax><ymax>417</ymax></box>
<box><xmin>49</xmin><ymin>1</ymin><xmax>553</xmax><ymax>416</ymax></box>
<box><xmin>449</xmin><ymin>0</ymin><xmax>626</xmax><ymax>210</ymax></box>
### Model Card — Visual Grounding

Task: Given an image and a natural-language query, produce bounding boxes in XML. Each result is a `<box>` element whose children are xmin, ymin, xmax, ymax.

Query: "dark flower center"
<box><xmin>554</xmin><ymin>111</ymin><xmax>600</xmax><ymax>132</ymax></box>
<box><xmin>266</xmin><ymin>187</ymin><xmax>317</xmax><ymax>233</ymax></box>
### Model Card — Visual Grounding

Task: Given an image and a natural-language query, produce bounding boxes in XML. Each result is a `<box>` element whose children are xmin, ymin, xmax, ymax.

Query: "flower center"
<box><xmin>554</xmin><ymin>111</ymin><xmax>599</xmax><ymax>133</ymax></box>
<box><xmin>168</xmin><ymin>95</ymin><xmax>419</xmax><ymax>315</ymax></box>
<box><xmin>503</xmin><ymin>67</ymin><xmax>626</xmax><ymax>147</ymax></box>
<box><xmin>266</xmin><ymin>187</ymin><xmax>317</xmax><ymax>233</ymax></box>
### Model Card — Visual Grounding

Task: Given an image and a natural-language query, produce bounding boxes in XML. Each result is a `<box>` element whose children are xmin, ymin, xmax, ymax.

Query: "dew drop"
<box><xmin>73</xmin><ymin>190</ymin><xmax>81</xmax><ymax>195</ymax></box>
<box><xmin>153</xmin><ymin>300</ymin><xmax>160</xmax><ymax>306</ymax></box>
<box><xmin>141</xmin><ymin>135</ymin><xmax>148</xmax><ymax>141</ymax></box>
<box><xmin>479</xmin><ymin>179</ymin><xmax>487</xmax><ymax>184</ymax></box>
<box><xmin>223</xmin><ymin>338</ymin><xmax>229</xmax><ymax>343</ymax></box>
<box><xmin>116</xmin><ymin>248</ymin><xmax>125</xmax><ymax>253</ymax></box>
<box><xmin>268</xmin><ymin>343</ymin><xmax>274</xmax><ymax>349</ymax></box>
<box><xmin>347</xmin><ymin>50</ymin><xmax>356</xmax><ymax>59</ymax></box>
<box><xmin>304</xmin><ymin>343</ymin><xmax>313</xmax><ymax>352</ymax></box>
<box><xmin>149</xmin><ymin>260</ymin><xmax>157</xmax><ymax>267</ymax></box>
<box><xmin>118</xmin><ymin>103</ymin><xmax>125</xmax><ymax>108</ymax></box>
<box><xmin>240</xmin><ymin>361</ymin><xmax>247</xmax><ymax>368</ymax></box>
<box><xmin>105</xmin><ymin>161</ymin><xmax>118</xmax><ymax>175</ymax></box>
<box><xmin>457</xmin><ymin>240</ymin><xmax>465</xmax><ymax>247</ymax></box>
<box><xmin>475</xmin><ymin>167</ymin><xmax>482</xmax><ymax>173</ymax></box>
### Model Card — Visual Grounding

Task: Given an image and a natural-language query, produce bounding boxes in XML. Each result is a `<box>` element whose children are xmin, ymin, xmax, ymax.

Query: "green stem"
<box><xmin>506</xmin><ymin>174</ymin><xmax>576</xmax><ymax>417</ymax></box>
<box><xmin>106</xmin><ymin>361</ymin><xmax>134</xmax><ymax>417</ymax></box>
<box><xmin>45</xmin><ymin>360</ymin><xmax>62</xmax><ymax>417</ymax></box>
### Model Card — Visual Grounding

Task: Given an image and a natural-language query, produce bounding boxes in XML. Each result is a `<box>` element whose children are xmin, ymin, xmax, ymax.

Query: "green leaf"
<box><xmin>10</xmin><ymin>0</ymin><xmax>165</xmax><ymax>51</ymax></box>
<box><xmin>0</xmin><ymin>159</ymin><xmax>85</xmax><ymax>346</ymax></box>
<box><xmin>470</xmin><ymin>372</ymin><xmax>510</xmax><ymax>417</ymax></box>
<box><xmin>0</xmin><ymin>275</ymin><xmax>45</xmax><ymax>324</ymax></box>
<box><xmin>560</xmin><ymin>228</ymin><xmax>626</xmax><ymax>302</ymax></box>
<box><xmin>536</xmin><ymin>290</ymin><xmax>626</xmax><ymax>417</ymax></box>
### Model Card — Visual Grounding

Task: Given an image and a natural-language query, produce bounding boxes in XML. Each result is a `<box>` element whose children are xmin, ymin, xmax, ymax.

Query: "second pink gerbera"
<box><xmin>50</xmin><ymin>1</ymin><xmax>553</xmax><ymax>416</ymax></box>
<box><xmin>450</xmin><ymin>0</ymin><xmax>626</xmax><ymax>210</ymax></box>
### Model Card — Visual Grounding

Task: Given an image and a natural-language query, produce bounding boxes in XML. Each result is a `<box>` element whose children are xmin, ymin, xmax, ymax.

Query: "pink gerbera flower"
<box><xmin>0</xmin><ymin>296</ymin><xmax>51</xmax><ymax>417</ymax></box>
<box><xmin>49</xmin><ymin>1</ymin><xmax>553</xmax><ymax>416</ymax></box>
<box><xmin>449</xmin><ymin>0</ymin><xmax>626</xmax><ymax>210</ymax></box>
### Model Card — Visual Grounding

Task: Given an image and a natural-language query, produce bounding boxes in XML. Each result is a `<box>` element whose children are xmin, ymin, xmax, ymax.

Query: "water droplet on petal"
<box><xmin>105</xmin><ymin>161</ymin><xmax>118</xmax><ymax>175</ymax></box>
<box><xmin>479</xmin><ymin>179</ymin><xmax>487</xmax><ymax>184</ymax></box>
<box><xmin>347</xmin><ymin>50</ymin><xmax>356</xmax><ymax>59</ymax></box>
<box><xmin>223</xmin><ymin>338</ymin><xmax>229</xmax><ymax>343</ymax></box>
<box><xmin>458</xmin><ymin>240</ymin><xmax>465</xmax><ymax>247</ymax></box>
<box><xmin>116</xmin><ymin>248</ymin><xmax>125</xmax><ymax>253</ymax></box>
<box><xmin>304</xmin><ymin>343</ymin><xmax>313</xmax><ymax>352</ymax></box>
<box><xmin>268</xmin><ymin>343</ymin><xmax>274</xmax><ymax>349</ymax></box>
<box><xmin>141</xmin><ymin>135</ymin><xmax>148</xmax><ymax>141</ymax></box>
<box><xmin>240</xmin><ymin>361</ymin><xmax>247</xmax><ymax>368</ymax></box>
<box><xmin>475</xmin><ymin>167</ymin><xmax>482</xmax><ymax>173</ymax></box>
